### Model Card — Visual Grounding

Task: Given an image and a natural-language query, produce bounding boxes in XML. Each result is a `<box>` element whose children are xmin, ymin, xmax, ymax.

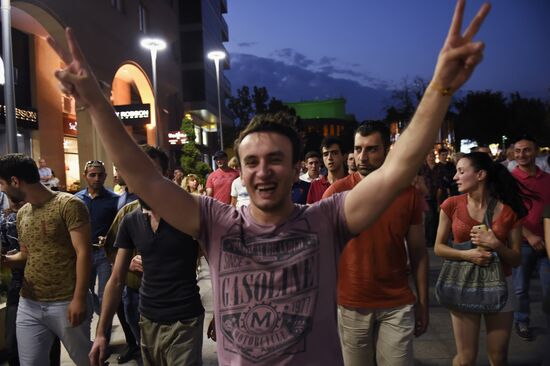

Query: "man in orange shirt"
<box><xmin>323</xmin><ymin>123</ymin><xmax>429</xmax><ymax>366</ymax></box>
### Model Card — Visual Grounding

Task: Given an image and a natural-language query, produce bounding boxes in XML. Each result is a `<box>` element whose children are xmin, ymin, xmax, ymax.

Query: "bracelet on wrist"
<box><xmin>429</xmin><ymin>82</ymin><xmax>454</xmax><ymax>97</ymax></box>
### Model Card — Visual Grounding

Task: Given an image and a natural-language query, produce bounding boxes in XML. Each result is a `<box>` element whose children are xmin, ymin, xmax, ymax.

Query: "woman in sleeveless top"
<box><xmin>434</xmin><ymin>152</ymin><xmax>533</xmax><ymax>366</ymax></box>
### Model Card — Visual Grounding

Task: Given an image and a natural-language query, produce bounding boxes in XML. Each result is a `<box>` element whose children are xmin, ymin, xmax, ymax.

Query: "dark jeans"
<box><xmin>513</xmin><ymin>242</ymin><xmax>550</xmax><ymax>326</ymax></box>
<box><xmin>123</xmin><ymin>286</ymin><xmax>141</xmax><ymax>345</ymax></box>
<box><xmin>117</xmin><ymin>294</ymin><xmax>138</xmax><ymax>349</ymax></box>
<box><xmin>90</xmin><ymin>248</ymin><xmax>112</xmax><ymax>341</ymax></box>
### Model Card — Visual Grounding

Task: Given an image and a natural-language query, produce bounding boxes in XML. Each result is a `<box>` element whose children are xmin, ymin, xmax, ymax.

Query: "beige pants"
<box><xmin>139</xmin><ymin>313</ymin><xmax>204</xmax><ymax>366</ymax></box>
<box><xmin>338</xmin><ymin>304</ymin><xmax>414</xmax><ymax>366</ymax></box>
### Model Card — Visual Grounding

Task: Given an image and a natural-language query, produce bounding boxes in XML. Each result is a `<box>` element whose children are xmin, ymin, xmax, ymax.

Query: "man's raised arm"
<box><xmin>47</xmin><ymin>29</ymin><xmax>200</xmax><ymax>238</ymax></box>
<box><xmin>345</xmin><ymin>0</ymin><xmax>490</xmax><ymax>234</ymax></box>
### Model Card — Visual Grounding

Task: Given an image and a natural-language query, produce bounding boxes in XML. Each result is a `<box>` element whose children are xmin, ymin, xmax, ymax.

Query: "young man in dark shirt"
<box><xmin>90</xmin><ymin>146</ymin><xmax>204</xmax><ymax>365</ymax></box>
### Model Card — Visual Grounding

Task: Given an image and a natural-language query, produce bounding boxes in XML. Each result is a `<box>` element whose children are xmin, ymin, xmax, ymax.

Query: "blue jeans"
<box><xmin>513</xmin><ymin>242</ymin><xmax>550</xmax><ymax>325</ymax></box>
<box><xmin>123</xmin><ymin>286</ymin><xmax>141</xmax><ymax>345</ymax></box>
<box><xmin>89</xmin><ymin>248</ymin><xmax>112</xmax><ymax>315</ymax></box>
<box><xmin>16</xmin><ymin>295</ymin><xmax>92</xmax><ymax>366</ymax></box>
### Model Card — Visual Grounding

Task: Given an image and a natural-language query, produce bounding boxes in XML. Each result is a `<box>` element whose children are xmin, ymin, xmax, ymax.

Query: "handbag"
<box><xmin>435</xmin><ymin>198</ymin><xmax>508</xmax><ymax>313</ymax></box>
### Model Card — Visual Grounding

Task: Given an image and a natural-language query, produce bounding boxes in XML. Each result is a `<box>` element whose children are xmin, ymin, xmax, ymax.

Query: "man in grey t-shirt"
<box><xmin>50</xmin><ymin>2</ymin><xmax>490</xmax><ymax>364</ymax></box>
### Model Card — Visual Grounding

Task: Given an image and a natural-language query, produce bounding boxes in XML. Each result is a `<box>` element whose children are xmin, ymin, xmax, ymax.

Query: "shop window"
<box><xmin>202</xmin><ymin>130</ymin><xmax>208</xmax><ymax>147</ymax></box>
<box><xmin>62</xmin><ymin>95</ymin><xmax>76</xmax><ymax>115</ymax></box>
<box><xmin>64</xmin><ymin>137</ymin><xmax>80</xmax><ymax>193</ymax></box>
<box><xmin>194</xmin><ymin>126</ymin><xmax>201</xmax><ymax>144</ymax></box>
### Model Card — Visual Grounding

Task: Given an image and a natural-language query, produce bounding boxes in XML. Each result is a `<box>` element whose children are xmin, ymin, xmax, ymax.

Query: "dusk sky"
<box><xmin>225</xmin><ymin>1</ymin><xmax>550</xmax><ymax>120</ymax></box>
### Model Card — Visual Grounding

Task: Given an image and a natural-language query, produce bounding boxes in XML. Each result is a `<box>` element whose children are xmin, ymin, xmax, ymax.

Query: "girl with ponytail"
<box><xmin>434</xmin><ymin>152</ymin><xmax>533</xmax><ymax>365</ymax></box>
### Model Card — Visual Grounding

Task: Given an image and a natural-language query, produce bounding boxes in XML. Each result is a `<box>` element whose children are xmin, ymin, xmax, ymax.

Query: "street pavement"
<box><xmin>55</xmin><ymin>251</ymin><xmax>548</xmax><ymax>365</ymax></box>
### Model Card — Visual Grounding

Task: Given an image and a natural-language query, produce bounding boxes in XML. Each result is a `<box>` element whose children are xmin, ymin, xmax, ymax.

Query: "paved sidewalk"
<box><xmin>56</xmin><ymin>251</ymin><xmax>548</xmax><ymax>365</ymax></box>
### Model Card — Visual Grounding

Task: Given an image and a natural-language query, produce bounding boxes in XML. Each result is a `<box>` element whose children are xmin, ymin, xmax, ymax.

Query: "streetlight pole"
<box><xmin>1</xmin><ymin>0</ymin><xmax>17</xmax><ymax>152</ymax></box>
<box><xmin>207</xmin><ymin>50</ymin><xmax>226</xmax><ymax>151</ymax></box>
<box><xmin>140</xmin><ymin>37</ymin><xmax>166</xmax><ymax>147</ymax></box>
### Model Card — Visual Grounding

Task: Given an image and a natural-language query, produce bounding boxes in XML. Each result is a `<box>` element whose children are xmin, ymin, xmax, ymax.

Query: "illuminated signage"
<box><xmin>114</xmin><ymin>104</ymin><xmax>150</xmax><ymax>125</ymax></box>
<box><xmin>168</xmin><ymin>131</ymin><xmax>188</xmax><ymax>145</ymax></box>
<box><xmin>63</xmin><ymin>114</ymin><xmax>78</xmax><ymax>136</ymax></box>
<box><xmin>0</xmin><ymin>105</ymin><xmax>39</xmax><ymax>128</ymax></box>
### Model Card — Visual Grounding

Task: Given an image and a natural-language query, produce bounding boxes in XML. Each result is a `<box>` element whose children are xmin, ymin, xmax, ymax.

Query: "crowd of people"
<box><xmin>0</xmin><ymin>1</ymin><xmax>548</xmax><ymax>366</ymax></box>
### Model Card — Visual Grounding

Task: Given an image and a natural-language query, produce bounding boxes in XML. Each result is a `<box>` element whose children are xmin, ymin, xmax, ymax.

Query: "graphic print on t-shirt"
<box><xmin>218</xmin><ymin>229</ymin><xmax>319</xmax><ymax>362</ymax></box>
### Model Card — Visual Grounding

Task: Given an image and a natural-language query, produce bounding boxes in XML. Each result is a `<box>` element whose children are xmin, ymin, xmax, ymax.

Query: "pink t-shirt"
<box><xmin>206</xmin><ymin>168</ymin><xmax>240</xmax><ymax>204</ymax></box>
<box><xmin>199</xmin><ymin>193</ymin><xmax>351</xmax><ymax>365</ymax></box>
<box><xmin>511</xmin><ymin>167</ymin><xmax>550</xmax><ymax>238</ymax></box>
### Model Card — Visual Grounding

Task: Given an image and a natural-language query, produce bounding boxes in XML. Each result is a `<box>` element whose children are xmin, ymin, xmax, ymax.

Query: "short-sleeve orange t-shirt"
<box><xmin>440</xmin><ymin>194</ymin><xmax>521</xmax><ymax>275</ymax></box>
<box><xmin>323</xmin><ymin>172</ymin><xmax>423</xmax><ymax>309</ymax></box>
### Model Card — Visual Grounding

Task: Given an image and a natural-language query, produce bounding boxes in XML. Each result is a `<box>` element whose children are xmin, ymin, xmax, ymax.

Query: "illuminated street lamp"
<box><xmin>140</xmin><ymin>37</ymin><xmax>166</xmax><ymax>147</ymax></box>
<box><xmin>207</xmin><ymin>50</ymin><xmax>226</xmax><ymax>150</ymax></box>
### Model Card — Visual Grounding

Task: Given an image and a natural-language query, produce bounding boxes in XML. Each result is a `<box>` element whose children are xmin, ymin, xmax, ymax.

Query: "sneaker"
<box><xmin>117</xmin><ymin>346</ymin><xmax>140</xmax><ymax>364</ymax></box>
<box><xmin>515</xmin><ymin>322</ymin><xmax>532</xmax><ymax>340</ymax></box>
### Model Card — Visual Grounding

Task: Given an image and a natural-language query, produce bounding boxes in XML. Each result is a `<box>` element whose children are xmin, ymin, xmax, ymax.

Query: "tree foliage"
<box><xmin>453</xmin><ymin>90</ymin><xmax>508</xmax><ymax>145</ymax></box>
<box><xmin>454</xmin><ymin>91</ymin><xmax>550</xmax><ymax>146</ymax></box>
<box><xmin>384</xmin><ymin>77</ymin><xmax>428</xmax><ymax>123</ymax></box>
<box><xmin>227</xmin><ymin>85</ymin><xmax>296</xmax><ymax>133</ymax></box>
<box><xmin>385</xmin><ymin>77</ymin><xmax>550</xmax><ymax>146</ymax></box>
<box><xmin>179</xmin><ymin>116</ymin><xmax>211</xmax><ymax>179</ymax></box>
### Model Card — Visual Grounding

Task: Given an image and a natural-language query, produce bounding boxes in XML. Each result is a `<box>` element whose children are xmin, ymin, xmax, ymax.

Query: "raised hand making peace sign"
<box><xmin>432</xmin><ymin>0</ymin><xmax>491</xmax><ymax>95</ymax></box>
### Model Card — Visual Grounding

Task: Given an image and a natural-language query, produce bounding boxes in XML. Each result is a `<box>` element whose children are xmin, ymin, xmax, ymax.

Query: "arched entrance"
<box><xmin>111</xmin><ymin>63</ymin><xmax>156</xmax><ymax>146</ymax></box>
<box><xmin>8</xmin><ymin>2</ymin><xmax>72</xmax><ymax>187</ymax></box>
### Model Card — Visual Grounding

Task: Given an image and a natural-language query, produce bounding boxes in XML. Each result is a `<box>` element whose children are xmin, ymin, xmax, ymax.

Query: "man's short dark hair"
<box><xmin>0</xmin><ymin>154</ymin><xmax>40</xmax><ymax>184</ymax></box>
<box><xmin>355</xmin><ymin>122</ymin><xmax>391</xmax><ymax>150</ymax></box>
<box><xmin>511</xmin><ymin>134</ymin><xmax>538</xmax><ymax>148</ymax></box>
<box><xmin>213</xmin><ymin>150</ymin><xmax>228</xmax><ymax>160</ymax></box>
<box><xmin>304</xmin><ymin>151</ymin><xmax>321</xmax><ymax>161</ymax></box>
<box><xmin>234</xmin><ymin>112</ymin><xmax>302</xmax><ymax>164</ymax></box>
<box><xmin>140</xmin><ymin>145</ymin><xmax>169</xmax><ymax>173</ymax></box>
<box><xmin>320</xmin><ymin>136</ymin><xmax>344</xmax><ymax>154</ymax></box>
<box><xmin>438</xmin><ymin>148</ymin><xmax>449</xmax><ymax>154</ymax></box>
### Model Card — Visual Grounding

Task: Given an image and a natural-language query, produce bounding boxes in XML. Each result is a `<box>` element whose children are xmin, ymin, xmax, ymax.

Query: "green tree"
<box><xmin>453</xmin><ymin>90</ymin><xmax>508</xmax><ymax>145</ymax></box>
<box><xmin>228</xmin><ymin>85</ymin><xmax>296</xmax><ymax>134</ymax></box>
<box><xmin>252</xmin><ymin>86</ymin><xmax>269</xmax><ymax>114</ymax></box>
<box><xmin>384</xmin><ymin>77</ymin><xmax>428</xmax><ymax>123</ymax></box>
<box><xmin>227</xmin><ymin>86</ymin><xmax>254</xmax><ymax>129</ymax></box>
<box><xmin>453</xmin><ymin>91</ymin><xmax>549</xmax><ymax>146</ymax></box>
<box><xmin>505</xmin><ymin>92</ymin><xmax>549</xmax><ymax>145</ymax></box>
<box><xmin>179</xmin><ymin>116</ymin><xmax>211</xmax><ymax>179</ymax></box>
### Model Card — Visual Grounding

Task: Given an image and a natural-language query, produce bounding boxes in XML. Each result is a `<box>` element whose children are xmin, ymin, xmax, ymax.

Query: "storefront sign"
<box><xmin>63</xmin><ymin>114</ymin><xmax>78</xmax><ymax>136</ymax></box>
<box><xmin>168</xmin><ymin>131</ymin><xmax>188</xmax><ymax>145</ymax></box>
<box><xmin>0</xmin><ymin>105</ymin><xmax>39</xmax><ymax>129</ymax></box>
<box><xmin>114</xmin><ymin>104</ymin><xmax>151</xmax><ymax>125</ymax></box>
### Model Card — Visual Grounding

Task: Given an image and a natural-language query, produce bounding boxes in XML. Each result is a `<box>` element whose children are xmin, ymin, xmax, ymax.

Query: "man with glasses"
<box><xmin>75</xmin><ymin>160</ymin><xmax>119</xmax><ymax>341</ymax></box>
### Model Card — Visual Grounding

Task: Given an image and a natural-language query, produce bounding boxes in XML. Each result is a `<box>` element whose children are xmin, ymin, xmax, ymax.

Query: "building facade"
<box><xmin>286</xmin><ymin>98</ymin><xmax>357</xmax><ymax>154</ymax></box>
<box><xmin>0</xmin><ymin>0</ymin><xmax>230</xmax><ymax>190</ymax></box>
<box><xmin>177</xmin><ymin>0</ymin><xmax>232</xmax><ymax>163</ymax></box>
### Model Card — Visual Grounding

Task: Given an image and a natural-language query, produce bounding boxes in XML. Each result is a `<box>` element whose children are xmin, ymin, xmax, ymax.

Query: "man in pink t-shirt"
<box><xmin>49</xmin><ymin>3</ymin><xmax>490</xmax><ymax>364</ymax></box>
<box><xmin>206</xmin><ymin>151</ymin><xmax>240</xmax><ymax>204</ymax></box>
<box><xmin>511</xmin><ymin>135</ymin><xmax>550</xmax><ymax>340</ymax></box>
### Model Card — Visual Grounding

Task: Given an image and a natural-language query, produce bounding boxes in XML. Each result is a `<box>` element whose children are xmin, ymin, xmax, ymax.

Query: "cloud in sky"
<box><xmin>226</xmin><ymin>52</ymin><xmax>393</xmax><ymax>120</ymax></box>
<box><xmin>269</xmin><ymin>48</ymin><xmax>391</xmax><ymax>90</ymax></box>
<box><xmin>237</xmin><ymin>42</ymin><xmax>257</xmax><ymax>47</ymax></box>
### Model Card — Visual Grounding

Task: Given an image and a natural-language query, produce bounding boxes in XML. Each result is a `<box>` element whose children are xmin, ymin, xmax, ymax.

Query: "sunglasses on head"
<box><xmin>85</xmin><ymin>160</ymin><xmax>105</xmax><ymax>171</ymax></box>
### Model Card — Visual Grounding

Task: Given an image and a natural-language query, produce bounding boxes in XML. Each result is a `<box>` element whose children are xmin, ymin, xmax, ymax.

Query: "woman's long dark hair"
<box><xmin>462</xmin><ymin>152</ymin><xmax>538</xmax><ymax>218</ymax></box>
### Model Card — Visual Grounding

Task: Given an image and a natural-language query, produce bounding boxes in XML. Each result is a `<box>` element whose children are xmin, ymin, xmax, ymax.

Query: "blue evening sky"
<box><xmin>225</xmin><ymin>1</ymin><xmax>549</xmax><ymax>118</ymax></box>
